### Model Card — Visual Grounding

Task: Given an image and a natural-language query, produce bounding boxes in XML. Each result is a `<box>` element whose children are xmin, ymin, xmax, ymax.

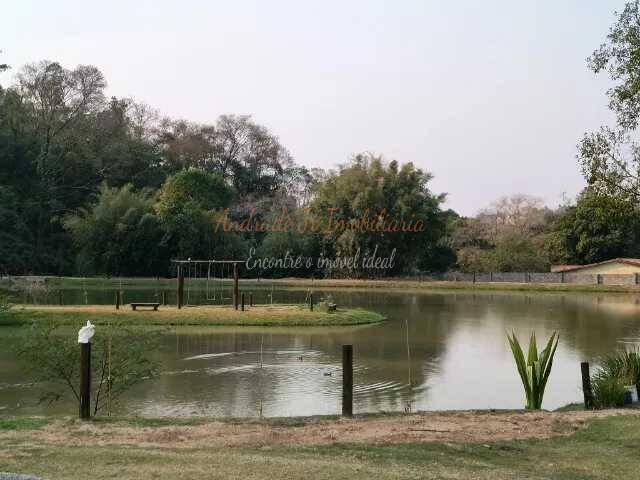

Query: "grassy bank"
<box><xmin>4</xmin><ymin>304</ymin><xmax>386</xmax><ymax>327</ymax></box>
<box><xmin>0</xmin><ymin>410</ymin><xmax>638</xmax><ymax>479</ymax></box>
<box><xmin>24</xmin><ymin>275</ymin><xmax>640</xmax><ymax>294</ymax></box>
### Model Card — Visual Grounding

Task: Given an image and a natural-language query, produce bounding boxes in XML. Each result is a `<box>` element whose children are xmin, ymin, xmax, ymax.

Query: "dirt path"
<box><xmin>3</xmin><ymin>409</ymin><xmax>638</xmax><ymax>449</ymax></box>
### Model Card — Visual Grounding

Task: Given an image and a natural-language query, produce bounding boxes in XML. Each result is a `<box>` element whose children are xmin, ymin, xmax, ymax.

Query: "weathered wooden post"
<box><xmin>309</xmin><ymin>292</ymin><xmax>314</xmax><ymax>312</ymax></box>
<box><xmin>177</xmin><ymin>265</ymin><xmax>184</xmax><ymax>309</ymax></box>
<box><xmin>342</xmin><ymin>344</ymin><xmax>353</xmax><ymax>417</ymax></box>
<box><xmin>59</xmin><ymin>290</ymin><xmax>64</xmax><ymax>306</ymax></box>
<box><xmin>473</xmin><ymin>272</ymin><xmax>476</xmax><ymax>284</ymax></box>
<box><xmin>597</xmin><ymin>274</ymin><xmax>603</xmax><ymax>285</ymax></box>
<box><xmin>581</xmin><ymin>362</ymin><xmax>594</xmax><ymax>409</ymax></box>
<box><xmin>115</xmin><ymin>290</ymin><xmax>121</xmax><ymax>310</ymax></box>
<box><xmin>249</xmin><ymin>292</ymin><xmax>253</xmax><ymax>307</ymax></box>
<box><xmin>162</xmin><ymin>291</ymin><xmax>167</xmax><ymax>306</ymax></box>
<box><xmin>78</xmin><ymin>321</ymin><xmax>95</xmax><ymax>420</ymax></box>
<box><xmin>241</xmin><ymin>292</ymin><xmax>245</xmax><ymax>311</ymax></box>
<box><xmin>233</xmin><ymin>263</ymin><xmax>239</xmax><ymax>311</ymax></box>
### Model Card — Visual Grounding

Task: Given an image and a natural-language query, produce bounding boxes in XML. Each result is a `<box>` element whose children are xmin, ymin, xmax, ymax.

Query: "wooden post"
<box><xmin>489</xmin><ymin>272</ymin><xmax>493</xmax><ymax>282</ymax></box>
<box><xmin>561</xmin><ymin>271</ymin><xmax>565</xmax><ymax>284</ymax></box>
<box><xmin>241</xmin><ymin>292</ymin><xmax>245</xmax><ymax>311</ymax></box>
<box><xmin>342</xmin><ymin>345</ymin><xmax>353</xmax><ymax>417</ymax></box>
<box><xmin>635</xmin><ymin>273</ymin><xmax>640</xmax><ymax>285</ymax></box>
<box><xmin>177</xmin><ymin>265</ymin><xmax>184</xmax><ymax>309</ymax></box>
<box><xmin>80</xmin><ymin>342</ymin><xmax>91</xmax><ymax>420</ymax></box>
<box><xmin>115</xmin><ymin>290</ymin><xmax>120</xmax><ymax>310</ymax></box>
<box><xmin>597</xmin><ymin>274</ymin><xmax>603</xmax><ymax>285</ymax></box>
<box><xmin>119</xmin><ymin>290</ymin><xmax>124</xmax><ymax>307</ymax></box>
<box><xmin>59</xmin><ymin>290</ymin><xmax>64</xmax><ymax>306</ymax></box>
<box><xmin>310</xmin><ymin>292</ymin><xmax>314</xmax><ymax>312</ymax></box>
<box><xmin>581</xmin><ymin>362</ymin><xmax>594</xmax><ymax>409</ymax></box>
<box><xmin>233</xmin><ymin>263</ymin><xmax>239</xmax><ymax>311</ymax></box>
<box><xmin>249</xmin><ymin>292</ymin><xmax>253</xmax><ymax>307</ymax></box>
<box><xmin>162</xmin><ymin>291</ymin><xmax>167</xmax><ymax>306</ymax></box>
<box><xmin>473</xmin><ymin>272</ymin><xmax>476</xmax><ymax>284</ymax></box>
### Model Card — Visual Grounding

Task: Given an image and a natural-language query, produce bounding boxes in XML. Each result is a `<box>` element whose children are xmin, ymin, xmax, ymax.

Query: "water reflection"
<box><xmin>1</xmin><ymin>288</ymin><xmax>640</xmax><ymax>416</ymax></box>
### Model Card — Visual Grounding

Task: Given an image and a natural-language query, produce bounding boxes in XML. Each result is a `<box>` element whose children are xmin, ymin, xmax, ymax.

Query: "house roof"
<box><xmin>551</xmin><ymin>258</ymin><xmax>640</xmax><ymax>273</ymax></box>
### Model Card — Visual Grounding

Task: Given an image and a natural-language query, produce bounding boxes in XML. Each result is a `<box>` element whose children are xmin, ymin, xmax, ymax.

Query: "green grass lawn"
<box><xmin>3</xmin><ymin>304</ymin><xmax>386</xmax><ymax>327</ymax></box>
<box><xmin>0</xmin><ymin>414</ymin><xmax>638</xmax><ymax>479</ymax></box>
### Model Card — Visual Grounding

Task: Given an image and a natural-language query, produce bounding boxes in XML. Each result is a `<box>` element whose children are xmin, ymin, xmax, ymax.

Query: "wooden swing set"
<box><xmin>172</xmin><ymin>259</ymin><xmax>243</xmax><ymax>310</ymax></box>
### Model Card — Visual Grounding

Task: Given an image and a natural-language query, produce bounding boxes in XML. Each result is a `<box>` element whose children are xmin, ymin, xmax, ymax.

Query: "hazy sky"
<box><xmin>0</xmin><ymin>1</ymin><xmax>625</xmax><ymax>215</ymax></box>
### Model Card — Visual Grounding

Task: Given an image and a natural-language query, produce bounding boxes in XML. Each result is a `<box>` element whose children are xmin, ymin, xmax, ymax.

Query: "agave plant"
<box><xmin>507</xmin><ymin>331</ymin><xmax>559</xmax><ymax>410</ymax></box>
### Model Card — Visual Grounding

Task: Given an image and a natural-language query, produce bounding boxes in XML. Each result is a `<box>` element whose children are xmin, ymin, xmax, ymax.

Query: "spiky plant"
<box><xmin>507</xmin><ymin>331</ymin><xmax>559</xmax><ymax>410</ymax></box>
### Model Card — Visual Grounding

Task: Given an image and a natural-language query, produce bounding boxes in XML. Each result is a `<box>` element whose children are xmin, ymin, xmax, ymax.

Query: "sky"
<box><xmin>0</xmin><ymin>0</ymin><xmax>625</xmax><ymax>215</ymax></box>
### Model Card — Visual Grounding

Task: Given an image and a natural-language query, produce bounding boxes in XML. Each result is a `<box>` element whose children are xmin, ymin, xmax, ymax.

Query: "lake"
<box><xmin>2</xmin><ymin>286</ymin><xmax>640</xmax><ymax>417</ymax></box>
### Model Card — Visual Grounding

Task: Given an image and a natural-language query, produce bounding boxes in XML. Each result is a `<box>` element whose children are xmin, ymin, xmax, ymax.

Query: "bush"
<box><xmin>592</xmin><ymin>375</ymin><xmax>627</xmax><ymax>408</ymax></box>
<box><xmin>16</xmin><ymin>320</ymin><xmax>161</xmax><ymax>415</ymax></box>
<box><xmin>591</xmin><ymin>349</ymin><xmax>640</xmax><ymax>409</ymax></box>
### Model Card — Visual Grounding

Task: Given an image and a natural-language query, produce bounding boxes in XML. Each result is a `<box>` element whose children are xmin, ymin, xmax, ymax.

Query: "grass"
<box><xmin>3</xmin><ymin>304</ymin><xmax>386</xmax><ymax>327</ymax></box>
<box><xmin>0</xmin><ymin>414</ymin><xmax>638</xmax><ymax>479</ymax></box>
<box><xmin>25</xmin><ymin>275</ymin><xmax>640</xmax><ymax>294</ymax></box>
<box><xmin>0</xmin><ymin>416</ymin><xmax>49</xmax><ymax>431</ymax></box>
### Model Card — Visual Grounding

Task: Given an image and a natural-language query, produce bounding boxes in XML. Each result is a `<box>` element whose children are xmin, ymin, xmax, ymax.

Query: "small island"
<box><xmin>7</xmin><ymin>304</ymin><xmax>386</xmax><ymax>327</ymax></box>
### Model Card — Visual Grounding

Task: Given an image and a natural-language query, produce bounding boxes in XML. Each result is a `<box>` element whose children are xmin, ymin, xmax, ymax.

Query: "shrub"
<box><xmin>591</xmin><ymin>348</ymin><xmax>640</xmax><ymax>409</ymax></box>
<box><xmin>507</xmin><ymin>331</ymin><xmax>559</xmax><ymax>410</ymax></box>
<box><xmin>16</xmin><ymin>320</ymin><xmax>161</xmax><ymax>416</ymax></box>
<box><xmin>592</xmin><ymin>375</ymin><xmax>627</xmax><ymax>408</ymax></box>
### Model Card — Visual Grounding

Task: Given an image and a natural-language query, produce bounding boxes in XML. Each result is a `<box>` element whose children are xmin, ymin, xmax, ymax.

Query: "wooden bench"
<box><xmin>131</xmin><ymin>302</ymin><xmax>160</xmax><ymax>311</ymax></box>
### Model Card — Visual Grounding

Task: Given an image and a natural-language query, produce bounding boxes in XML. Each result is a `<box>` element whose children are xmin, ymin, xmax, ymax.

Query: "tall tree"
<box><xmin>580</xmin><ymin>1</ymin><xmax>640</xmax><ymax>205</ymax></box>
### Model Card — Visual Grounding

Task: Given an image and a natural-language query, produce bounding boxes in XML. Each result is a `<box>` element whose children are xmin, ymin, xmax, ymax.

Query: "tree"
<box><xmin>547</xmin><ymin>190</ymin><xmax>640</xmax><ymax>264</ymax></box>
<box><xmin>156</xmin><ymin>169</ymin><xmax>242</xmax><ymax>261</ymax></box>
<box><xmin>580</xmin><ymin>2</ymin><xmax>640</xmax><ymax>205</ymax></box>
<box><xmin>64</xmin><ymin>184</ymin><xmax>165</xmax><ymax>276</ymax></box>
<box><xmin>451</xmin><ymin>195</ymin><xmax>551</xmax><ymax>272</ymax></box>
<box><xmin>311</xmin><ymin>154</ymin><xmax>455</xmax><ymax>276</ymax></box>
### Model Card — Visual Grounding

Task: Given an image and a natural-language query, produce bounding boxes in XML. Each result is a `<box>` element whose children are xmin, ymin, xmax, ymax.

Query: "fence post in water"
<box><xmin>79</xmin><ymin>341</ymin><xmax>92</xmax><ymax>420</ymax></box>
<box><xmin>177</xmin><ymin>265</ymin><xmax>184</xmax><ymax>309</ymax></box>
<box><xmin>581</xmin><ymin>362</ymin><xmax>594</xmax><ymax>409</ymax></box>
<box><xmin>342</xmin><ymin>345</ymin><xmax>353</xmax><ymax>417</ymax></box>
<box><xmin>233</xmin><ymin>263</ymin><xmax>239</xmax><ymax>311</ymax></box>
<box><xmin>115</xmin><ymin>290</ymin><xmax>120</xmax><ymax>310</ymax></box>
<box><xmin>241</xmin><ymin>292</ymin><xmax>245</xmax><ymax>311</ymax></box>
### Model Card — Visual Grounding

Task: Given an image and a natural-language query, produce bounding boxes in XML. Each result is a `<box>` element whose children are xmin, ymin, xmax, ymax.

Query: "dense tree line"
<box><xmin>0</xmin><ymin>59</ymin><xmax>454</xmax><ymax>277</ymax></box>
<box><xmin>3</xmin><ymin>2</ymin><xmax>640</xmax><ymax>278</ymax></box>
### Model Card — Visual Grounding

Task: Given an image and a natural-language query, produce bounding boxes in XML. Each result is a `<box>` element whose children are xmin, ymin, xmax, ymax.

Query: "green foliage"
<box><xmin>155</xmin><ymin>169</ymin><xmax>232</xmax><ymax>217</ymax></box>
<box><xmin>311</xmin><ymin>153</ymin><xmax>454</xmax><ymax>276</ymax></box>
<box><xmin>0</xmin><ymin>293</ymin><xmax>11</xmax><ymax>319</ymax></box>
<box><xmin>578</xmin><ymin>2</ymin><xmax>640</xmax><ymax>205</ymax></box>
<box><xmin>591</xmin><ymin>348</ymin><xmax>640</xmax><ymax>409</ymax></box>
<box><xmin>64</xmin><ymin>183</ymin><xmax>165</xmax><ymax>276</ymax></box>
<box><xmin>547</xmin><ymin>191</ymin><xmax>640</xmax><ymax>264</ymax></box>
<box><xmin>592</xmin><ymin>375</ymin><xmax>627</xmax><ymax>409</ymax></box>
<box><xmin>507</xmin><ymin>331</ymin><xmax>558</xmax><ymax>410</ymax></box>
<box><xmin>0</xmin><ymin>417</ymin><xmax>48</xmax><ymax>431</ymax></box>
<box><xmin>16</xmin><ymin>320</ymin><xmax>161</xmax><ymax>415</ymax></box>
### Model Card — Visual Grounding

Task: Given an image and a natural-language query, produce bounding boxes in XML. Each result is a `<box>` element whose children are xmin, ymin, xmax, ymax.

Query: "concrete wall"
<box><xmin>443</xmin><ymin>271</ymin><xmax>640</xmax><ymax>285</ymax></box>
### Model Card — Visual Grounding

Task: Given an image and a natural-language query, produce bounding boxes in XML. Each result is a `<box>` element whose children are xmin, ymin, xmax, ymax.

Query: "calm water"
<box><xmin>2</xmin><ymin>287</ymin><xmax>640</xmax><ymax>417</ymax></box>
